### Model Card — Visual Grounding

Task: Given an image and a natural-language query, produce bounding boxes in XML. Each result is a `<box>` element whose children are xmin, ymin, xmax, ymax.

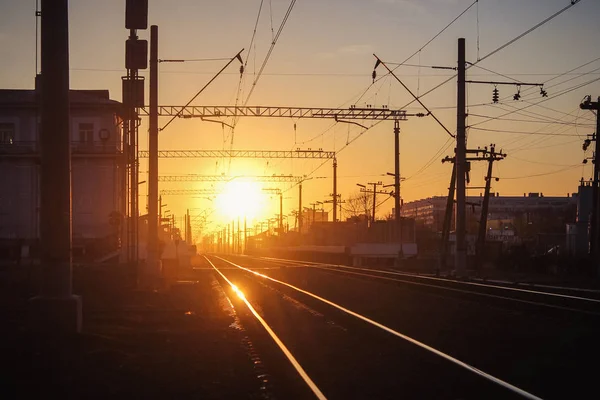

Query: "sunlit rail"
<box><xmin>212</xmin><ymin>255</ymin><xmax>544</xmax><ymax>400</ymax></box>
<box><xmin>254</xmin><ymin>256</ymin><xmax>600</xmax><ymax>307</ymax></box>
<box><xmin>204</xmin><ymin>256</ymin><xmax>327</xmax><ymax>400</ymax></box>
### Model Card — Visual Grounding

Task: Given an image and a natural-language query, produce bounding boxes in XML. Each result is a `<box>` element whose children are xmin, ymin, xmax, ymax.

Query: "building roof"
<box><xmin>0</xmin><ymin>89</ymin><xmax>122</xmax><ymax>109</ymax></box>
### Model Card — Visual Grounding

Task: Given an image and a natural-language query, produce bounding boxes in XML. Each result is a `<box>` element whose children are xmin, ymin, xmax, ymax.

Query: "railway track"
<box><xmin>251</xmin><ymin>256</ymin><xmax>600</xmax><ymax>316</ymax></box>
<box><xmin>206</xmin><ymin>254</ymin><xmax>545</xmax><ymax>399</ymax></box>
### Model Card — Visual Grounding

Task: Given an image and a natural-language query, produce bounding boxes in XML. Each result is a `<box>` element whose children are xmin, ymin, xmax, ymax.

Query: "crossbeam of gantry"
<box><xmin>160</xmin><ymin>189</ymin><xmax>219</xmax><ymax>196</ymax></box>
<box><xmin>138</xmin><ymin>149</ymin><xmax>336</xmax><ymax>159</ymax></box>
<box><xmin>158</xmin><ymin>175</ymin><xmax>304</xmax><ymax>183</ymax></box>
<box><xmin>138</xmin><ymin>105</ymin><xmax>408</xmax><ymax>121</ymax></box>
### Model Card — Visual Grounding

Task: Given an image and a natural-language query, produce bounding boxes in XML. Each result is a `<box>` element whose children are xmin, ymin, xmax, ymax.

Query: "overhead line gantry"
<box><xmin>138</xmin><ymin>105</ymin><xmax>408</xmax><ymax>121</ymax></box>
<box><xmin>158</xmin><ymin>174</ymin><xmax>304</xmax><ymax>183</ymax></box>
<box><xmin>138</xmin><ymin>149</ymin><xmax>336</xmax><ymax>159</ymax></box>
<box><xmin>143</xmin><ymin>104</ymin><xmax>416</xmax><ymax>231</ymax></box>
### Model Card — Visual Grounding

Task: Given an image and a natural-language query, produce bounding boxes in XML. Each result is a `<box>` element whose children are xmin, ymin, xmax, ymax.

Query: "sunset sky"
<box><xmin>2</xmin><ymin>0</ymin><xmax>599</xmax><ymax>236</ymax></box>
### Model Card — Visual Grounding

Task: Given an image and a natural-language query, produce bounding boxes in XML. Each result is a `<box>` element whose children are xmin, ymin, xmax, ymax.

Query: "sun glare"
<box><xmin>215</xmin><ymin>181</ymin><xmax>264</xmax><ymax>222</ymax></box>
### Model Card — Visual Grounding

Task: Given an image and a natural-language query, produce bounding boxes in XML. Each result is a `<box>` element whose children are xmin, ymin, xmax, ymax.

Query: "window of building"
<box><xmin>0</xmin><ymin>122</ymin><xmax>15</xmax><ymax>145</ymax></box>
<box><xmin>78</xmin><ymin>122</ymin><xmax>94</xmax><ymax>145</ymax></box>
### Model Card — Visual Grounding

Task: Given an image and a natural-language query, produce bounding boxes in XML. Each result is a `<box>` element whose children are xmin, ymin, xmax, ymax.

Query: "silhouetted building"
<box><xmin>0</xmin><ymin>83</ymin><xmax>124</xmax><ymax>262</ymax></box>
<box><xmin>402</xmin><ymin>193</ymin><xmax>577</xmax><ymax>235</ymax></box>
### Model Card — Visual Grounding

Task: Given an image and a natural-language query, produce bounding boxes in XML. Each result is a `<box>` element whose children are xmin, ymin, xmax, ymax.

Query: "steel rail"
<box><xmin>306</xmin><ymin>264</ymin><xmax>600</xmax><ymax>316</ymax></box>
<box><xmin>204</xmin><ymin>256</ymin><xmax>328</xmax><ymax>400</ymax></box>
<box><xmin>212</xmin><ymin>255</ymin><xmax>544</xmax><ymax>400</ymax></box>
<box><xmin>254</xmin><ymin>256</ymin><xmax>600</xmax><ymax>304</ymax></box>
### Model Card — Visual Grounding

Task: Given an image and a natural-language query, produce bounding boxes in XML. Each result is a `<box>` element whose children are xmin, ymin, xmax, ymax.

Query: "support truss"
<box><xmin>139</xmin><ymin>149</ymin><xmax>335</xmax><ymax>159</ymax></box>
<box><xmin>139</xmin><ymin>105</ymin><xmax>408</xmax><ymax>121</ymax></box>
<box><xmin>158</xmin><ymin>174</ymin><xmax>304</xmax><ymax>183</ymax></box>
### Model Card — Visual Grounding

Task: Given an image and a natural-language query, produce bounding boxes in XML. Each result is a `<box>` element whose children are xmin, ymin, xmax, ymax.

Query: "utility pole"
<box><xmin>440</xmin><ymin>162</ymin><xmax>456</xmax><ymax>274</ymax></box>
<box><xmin>31</xmin><ymin>0</ymin><xmax>81</xmax><ymax>333</ymax></box>
<box><xmin>333</xmin><ymin>158</ymin><xmax>338</xmax><ymax>222</ymax></box>
<box><xmin>147</xmin><ymin>24</ymin><xmax>159</xmax><ymax>288</ymax></box>
<box><xmin>394</xmin><ymin>120</ymin><xmax>401</xmax><ymax>241</ymax></box>
<box><xmin>244</xmin><ymin>216</ymin><xmax>247</xmax><ymax>254</ymax></box>
<box><xmin>357</xmin><ymin>182</ymin><xmax>388</xmax><ymax>227</ymax></box>
<box><xmin>231</xmin><ymin>220</ymin><xmax>235</xmax><ymax>254</ymax></box>
<box><xmin>386</xmin><ymin>170</ymin><xmax>405</xmax><ymax>245</ymax></box>
<box><xmin>310</xmin><ymin>201</ymin><xmax>323</xmax><ymax>227</ymax></box>
<box><xmin>476</xmin><ymin>145</ymin><xmax>506</xmax><ymax>270</ymax></box>
<box><xmin>185</xmin><ymin>209</ymin><xmax>191</xmax><ymax>244</ymax></box>
<box><xmin>581</xmin><ymin>95</ymin><xmax>600</xmax><ymax>275</ymax></box>
<box><xmin>455</xmin><ymin>38</ymin><xmax>467</xmax><ymax>277</ymax></box>
<box><xmin>237</xmin><ymin>216</ymin><xmax>241</xmax><ymax>254</ymax></box>
<box><xmin>279</xmin><ymin>192</ymin><xmax>283</xmax><ymax>234</ymax></box>
<box><xmin>298</xmin><ymin>181</ymin><xmax>303</xmax><ymax>233</ymax></box>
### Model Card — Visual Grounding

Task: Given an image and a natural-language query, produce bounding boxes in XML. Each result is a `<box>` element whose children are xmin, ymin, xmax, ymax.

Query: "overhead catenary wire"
<box><xmin>396</xmin><ymin>0</ymin><xmax>584</xmax><ymax>111</ymax></box>
<box><xmin>500</xmin><ymin>165</ymin><xmax>581</xmax><ymax>180</ymax></box>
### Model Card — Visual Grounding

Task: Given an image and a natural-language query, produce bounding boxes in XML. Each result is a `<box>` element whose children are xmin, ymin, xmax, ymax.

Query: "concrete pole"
<box><xmin>455</xmin><ymin>38</ymin><xmax>467</xmax><ymax>276</ymax></box>
<box><xmin>298</xmin><ymin>182</ymin><xmax>303</xmax><ymax>233</ymax></box>
<box><xmin>279</xmin><ymin>193</ymin><xmax>283</xmax><ymax>234</ymax></box>
<box><xmin>146</xmin><ymin>25</ymin><xmax>160</xmax><ymax>286</ymax></box>
<box><xmin>477</xmin><ymin>151</ymin><xmax>495</xmax><ymax>270</ymax></box>
<box><xmin>394</xmin><ymin>120</ymin><xmax>401</xmax><ymax>244</ymax></box>
<box><xmin>244</xmin><ymin>216</ymin><xmax>247</xmax><ymax>254</ymax></box>
<box><xmin>237</xmin><ymin>216</ymin><xmax>241</xmax><ymax>253</ymax></box>
<box><xmin>31</xmin><ymin>0</ymin><xmax>81</xmax><ymax>333</ymax></box>
<box><xmin>333</xmin><ymin>158</ymin><xmax>337</xmax><ymax>222</ymax></box>
<box><xmin>231</xmin><ymin>220</ymin><xmax>235</xmax><ymax>253</ymax></box>
<box><xmin>440</xmin><ymin>162</ymin><xmax>456</xmax><ymax>273</ymax></box>
<box><xmin>372</xmin><ymin>183</ymin><xmax>377</xmax><ymax>225</ymax></box>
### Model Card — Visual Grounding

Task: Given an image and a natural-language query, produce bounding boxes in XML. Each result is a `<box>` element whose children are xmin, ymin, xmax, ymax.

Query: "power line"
<box><xmin>510</xmin><ymin>155</ymin><xmax>576</xmax><ymax>167</ymax></box>
<box><xmin>468</xmin><ymin>112</ymin><xmax>594</xmax><ymax>126</ymax></box>
<box><xmin>398</xmin><ymin>0</ymin><xmax>584</xmax><ymax>110</ymax></box>
<box><xmin>469</xmin><ymin>75</ymin><xmax>600</xmax><ymax>129</ymax></box>
<box><xmin>500</xmin><ymin>165</ymin><xmax>580</xmax><ymax>180</ymax></box>
<box><xmin>469</xmin><ymin>126</ymin><xmax>579</xmax><ymax>136</ymax></box>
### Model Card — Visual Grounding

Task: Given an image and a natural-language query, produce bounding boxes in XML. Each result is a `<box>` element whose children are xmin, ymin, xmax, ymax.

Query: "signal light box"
<box><xmin>125</xmin><ymin>0</ymin><xmax>148</xmax><ymax>30</ymax></box>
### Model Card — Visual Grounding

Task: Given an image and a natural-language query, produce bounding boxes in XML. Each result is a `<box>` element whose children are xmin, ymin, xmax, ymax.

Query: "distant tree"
<box><xmin>345</xmin><ymin>191</ymin><xmax>373</xmax><ymax>222</ymax></box>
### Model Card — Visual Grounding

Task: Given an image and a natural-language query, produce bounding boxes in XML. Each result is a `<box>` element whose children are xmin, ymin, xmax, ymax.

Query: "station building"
<box><xmin>0</xmin><ymin>82</ymin><xmax>125</xmax><ymax>262</ymax></box>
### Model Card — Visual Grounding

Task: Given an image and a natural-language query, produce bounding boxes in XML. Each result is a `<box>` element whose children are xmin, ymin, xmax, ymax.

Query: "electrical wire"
<box><xmin>469</xmin><ymin>127</ymin><xmax>580</xmax><ymax>136</ymax></box>
<box><xmin>243</xmin><ymin>0</ymin><xmax>297</xmax><ymax>104</ymax></box>
<box><xmin>468</xmin><ymin>113</ymin><xmax>594</xmax><ymax>127</ymax></box>
<box><xmin>469</xmin><ymin>75</ymin><xmax>600</xmax><ymax>129</ymax></box>
<box><xmin>397</xmin><ymin>0</ymin><xmax>584</xmax><ymax>111</ymax></box>
<box><xmin>500</xmin><ymin>165</ymin><xmax>580</xmax><ymax>180</ymax></box>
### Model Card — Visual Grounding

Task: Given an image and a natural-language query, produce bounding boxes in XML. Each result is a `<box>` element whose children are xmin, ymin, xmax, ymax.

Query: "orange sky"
<box><xmin>2</xmin><ymin>0</ymin><xmax>599</xmax><ymax>237</ymax></box>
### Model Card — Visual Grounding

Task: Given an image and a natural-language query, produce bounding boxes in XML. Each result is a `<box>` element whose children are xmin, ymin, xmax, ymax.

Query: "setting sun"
<box><xmin>215</xmin><ymin>181</ymin><xmax>265</xmax><ymax>222</ymax></box>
